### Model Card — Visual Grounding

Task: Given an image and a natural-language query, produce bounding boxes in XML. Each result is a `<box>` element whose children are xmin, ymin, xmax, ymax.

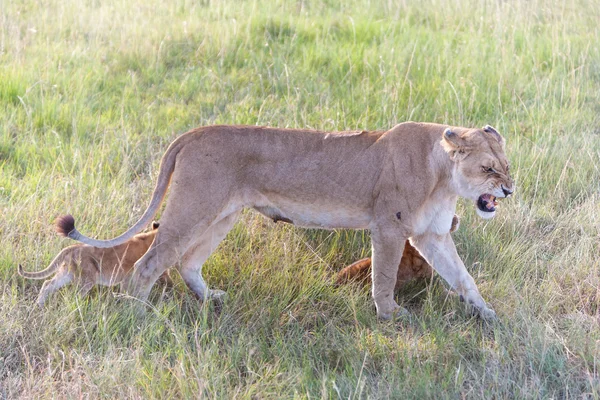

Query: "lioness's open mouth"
<box><xmin>477</xmin><ymin>194</ymin><xmax>498</xmax><ymax>213</ymax></box>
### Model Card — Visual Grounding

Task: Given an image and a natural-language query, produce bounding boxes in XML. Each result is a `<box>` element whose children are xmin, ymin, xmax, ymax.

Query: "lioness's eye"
<box><xmin>482</xmin><ymin>166</ymin><xmax>495</xmax><ymax>173</ymax></box>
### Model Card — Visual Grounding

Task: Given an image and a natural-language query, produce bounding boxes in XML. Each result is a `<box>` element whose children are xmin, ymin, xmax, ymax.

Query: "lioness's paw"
<box><xmin>478</xmin><ymin>306</ymin><xmax>497</xmax><ymax>321</ymax></box>
<box><xmin>377</xmin><ymin>304</ymin><xmax>410</xmax><ymax>321</ymax></box>
<box><xmin>467</xmin><ymin>304</ymin><xmax>497</xmax><ymax>321</ymax></box>
<box><xmin>129</xmin><ymin>301</ymin><xmax>148</xmax><ymax>318</ymax></box>
<box><xmin>209</xmin><ymin>289</ymin><xmax>228</xmax><ymax>305</ymax></box>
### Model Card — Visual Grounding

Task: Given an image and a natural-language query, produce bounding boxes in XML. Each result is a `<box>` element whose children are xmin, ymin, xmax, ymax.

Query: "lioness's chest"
<box><xmin>411</xmin><ymin>197</ymin><xmax>457</xmax><ymax>236</ymax></box>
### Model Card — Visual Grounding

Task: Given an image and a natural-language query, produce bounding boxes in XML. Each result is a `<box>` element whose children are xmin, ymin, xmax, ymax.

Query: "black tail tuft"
<box><xmin>55</xmin><ymin>214</ymin><xmax>76</xmax><ymax>237</ymax></box>
<box><xmin>18</xmin><ymin>264</ymin><xmax>24</xmax><ymax>276</ymax></box>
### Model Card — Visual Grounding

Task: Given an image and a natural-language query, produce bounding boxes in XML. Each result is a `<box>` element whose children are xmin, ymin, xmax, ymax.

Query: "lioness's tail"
<box><xmin>18</xmin><ymin>249</ymin><xmax>69</xmax><ymax>279</ymax></box>
<box><xmin>56</xmin><ymin>132</ymin><xmax>192</xmax><ymax>248</ymax></box>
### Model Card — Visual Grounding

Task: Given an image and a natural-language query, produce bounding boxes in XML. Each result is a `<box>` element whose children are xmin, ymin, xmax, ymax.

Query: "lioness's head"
<box><xmin>441</xmin><ymin>125</ymin><xmax>514</xmax><ymax>219</ymax></box>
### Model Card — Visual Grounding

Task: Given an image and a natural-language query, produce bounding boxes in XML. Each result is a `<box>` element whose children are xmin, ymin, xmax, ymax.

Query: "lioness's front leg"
<box><xmin>370</xmin><ymin>226</ymin><xmax>408</xmax><ymax>320</ymax></box>
<box><xmin>410</xmin><ymin>232</ymin><xmax>496</xmax><ymax>320</ymax></box>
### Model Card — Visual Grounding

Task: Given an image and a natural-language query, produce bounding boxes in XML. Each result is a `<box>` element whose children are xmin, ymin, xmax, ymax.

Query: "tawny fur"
<box><xmin>19</xmin><ymin>222</ymin><xmax>170</xmax><ymax>306</ymax></box>
<box><xmin>58</xmin><ymin>122</ymin><xmax>514</xmax><ymax>320</ymax></box>
<box><xmin>336</xmin><ymin>215</ymin><xmax>460</xmax><ymax>288</ymax></box>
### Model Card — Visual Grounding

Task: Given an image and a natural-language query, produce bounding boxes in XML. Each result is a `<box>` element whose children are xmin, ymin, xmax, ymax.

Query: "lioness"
<box><xmin>336</xmin><ymin>215</ymin><xmax>460</xmax><ymax>289</ymax></box>
<box><xmin>19</xmin><ymin>222</ymin><xmax>171</xmax><ymax>306</ymax></box>
<box><xmin>57</xmin><ymin>122</ymin><xmax>514</xmax><ymax>320</ymax></box>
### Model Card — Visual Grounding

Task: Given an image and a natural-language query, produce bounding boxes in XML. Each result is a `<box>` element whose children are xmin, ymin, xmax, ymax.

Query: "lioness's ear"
<box><xmin>441</xmin><ymin>128</ymin><xmax>468</xmax><ymax>160</ymax></box>
<box><xmin>152</xmin><ymin>221</ymin><xmax>160</xmax><ymax>230</ymax></box>
<box><xmin>483</xmin><ymin>125</ymin><xmax>505</xmax><ymax>148</ymax></box>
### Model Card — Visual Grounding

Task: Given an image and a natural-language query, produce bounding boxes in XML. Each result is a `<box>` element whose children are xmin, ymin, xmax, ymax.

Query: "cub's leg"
<box><xmin>76</xmin><ymin>256</ymin><xmax>98</xmax><ymax>297</ymax></box>
<box><xmin>370</xmin><ymin>226</ymin><xmax>408</xmax><ymax>320</ymax></box>
<box><xmin>37</xmin><ymin>268</ymin><xmax>74</xmax><ymax>307</ymax></box>
<box><xmin>178</xmin><ymin>212</ymin><xmax>239</xmax><ymax>301</ymax></box>
<box><xmin>156</xmin><ymin>270</ymin><xmax>174</xmax><ymax>287</ymax></box>
<box><xmin>410</xmin><ymin>232</ymin><xmax>496</xmax><ymax>320</ymax></box>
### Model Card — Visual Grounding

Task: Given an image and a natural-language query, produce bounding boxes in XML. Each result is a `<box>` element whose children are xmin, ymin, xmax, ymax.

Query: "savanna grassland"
<box><xmin>2</xmin><ymin>0</ymin><xmax>600</xmax><ymax>398</ymax></box>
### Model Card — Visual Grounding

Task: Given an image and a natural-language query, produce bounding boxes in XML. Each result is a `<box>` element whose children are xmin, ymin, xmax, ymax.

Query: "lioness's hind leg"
<box><xmin>127</xmin><ymin>186</ymin><xmax>235</xmax><ymax>301</ymax></box>
<box><xmin>37</xmin><ymin>269</ymin><xmax>73</xmax><ymax>307</ymax></box>
<box><xmin>126</xmin><ymin>222</ymin><xmax>215</xmax><ymax>300</ymax></box>
<box><xmin>179</xmin><ymin>212</ymin><xmax>239</xmax><ymax>302</ymax></box>
<box><xmin>125</xmin><ymin>237</ymin><xmax>182</xmax><ymax>302</ymax></box>
<box><xmin>77</xmin><ymin>280</ymin><xmax>94</xmax><ymax>298</ymax></box>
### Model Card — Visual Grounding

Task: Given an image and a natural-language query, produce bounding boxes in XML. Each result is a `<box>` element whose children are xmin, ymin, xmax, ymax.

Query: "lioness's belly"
<box><xmin>253</xmin><ymin>201</ymin><xmax>372</xmax><ymax>230</ymax></box>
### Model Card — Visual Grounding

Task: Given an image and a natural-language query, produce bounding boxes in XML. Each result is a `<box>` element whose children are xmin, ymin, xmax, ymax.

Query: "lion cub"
<box><xmin>336</xmin><ymin>215</ymin><xmax>460</xmax><ymax>289</ymax></box>
<box><xmin>19</xmin><ymin>222</ymin><xmax>171</xmax><ymax>306</ymax></box>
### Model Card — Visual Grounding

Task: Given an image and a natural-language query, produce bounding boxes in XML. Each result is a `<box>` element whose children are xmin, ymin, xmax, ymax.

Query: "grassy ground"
<box><xmin>1</xmin><ymin>0</ymin><xmax>600</xmax><ymax>397</ymax></box>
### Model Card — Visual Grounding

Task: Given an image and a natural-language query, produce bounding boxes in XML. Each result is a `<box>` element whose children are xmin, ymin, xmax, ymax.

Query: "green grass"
<box><xmin>2</xmin><ymin>0</ymin><xmax>600</xmax><ymax>397</ymax></box>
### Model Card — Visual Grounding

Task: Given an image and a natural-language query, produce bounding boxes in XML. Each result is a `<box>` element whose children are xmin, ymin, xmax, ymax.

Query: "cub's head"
<box><xmin>441</xmin><ymin>125</ymin><xmax>515</xmax><ymax>219</ymax></box>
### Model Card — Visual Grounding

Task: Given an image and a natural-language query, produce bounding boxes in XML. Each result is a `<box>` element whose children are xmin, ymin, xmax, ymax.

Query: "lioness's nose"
<box><xmin>502</xmin><ymin>185</ymin><xmax>513</xmax><ymax>197</ymax></box>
